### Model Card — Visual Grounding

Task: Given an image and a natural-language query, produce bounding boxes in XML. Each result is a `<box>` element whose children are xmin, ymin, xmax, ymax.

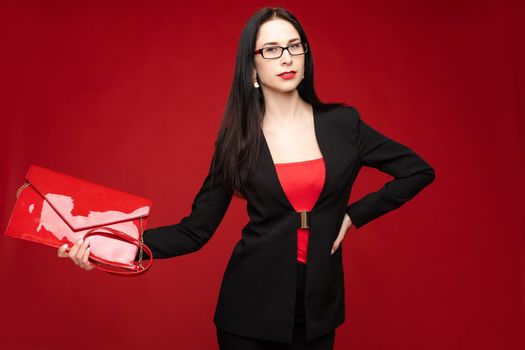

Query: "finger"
<box><xmin>76</xmin><ymin>241</ymin><xmax>90</xmax><ymax>266</ymax></box>
<box><xmin>344</xmin><ymin>213</ymin><xmax>353</xmax><ymax>227</ymax></box>
<box><xmin>57</xmin><ymin>243</ymin><xmax>69</xmax><ymax>258</ymax></box>
<box><xmin>80</xmin><ymin>246</ymin><xmax>92</xmax><ymax>270</ymax></box>
<box><xmin>331</xmin><ymin>239</ymin><xmax>340</xmax><ymax>255</ymax></box>
<box><xmin>68</xmin><ymin>238</ymin><xmax>83</xmax><ymax>257</ymax></box>
<box><xmin>86</xmin><ymin>253</ymin><xmax>95</xmax><ymax>270</ymax></box>
<box><xmin>82</xmin><ymin>246</ymin><xmax>95</xmax><ymax>271</ymax></box>
<box><xmin>331</xmin><ymin>233</ymin><xmax>346</xmax><ymax>255</ymax></box>
<box><xmin>68</xmin><ymin>238</ymin><xmax>84</xmax><ymax>265</ymax></box>
<box><xmin>76</xmin><ymin>240</ymin><xmax>88</xmax><ymax>259</ymax></box>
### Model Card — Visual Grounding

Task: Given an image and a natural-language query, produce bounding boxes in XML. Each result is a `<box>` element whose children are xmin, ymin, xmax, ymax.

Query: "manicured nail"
<box><xmin>61</xmin><ymin>243</ymin><xmax>68</xmax><ymax>249</ymax></box>
<box><xmin>331</xmin><ymin>249</ymin><xmax>334</xmax><ymax>255</ymax></box>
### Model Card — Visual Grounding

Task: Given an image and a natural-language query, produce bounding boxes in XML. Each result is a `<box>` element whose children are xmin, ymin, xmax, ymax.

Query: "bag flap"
<box><xmin>26</xmin><ymin>164</ymin><xmax>153</xmax><ymax>231</ymax></box>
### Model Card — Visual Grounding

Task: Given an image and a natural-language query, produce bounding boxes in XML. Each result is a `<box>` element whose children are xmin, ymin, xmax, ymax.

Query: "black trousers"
<box><xmin>216</xmin><ymin>262</ymin><xmax>336</xmax><ymax>350</ymax></box>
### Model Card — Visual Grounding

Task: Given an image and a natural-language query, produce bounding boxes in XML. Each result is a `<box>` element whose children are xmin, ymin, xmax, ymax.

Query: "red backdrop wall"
<box><xmin>1</xmin><ymin>1</ymin><xmax>524</xmax><ymax>349</ymax></box>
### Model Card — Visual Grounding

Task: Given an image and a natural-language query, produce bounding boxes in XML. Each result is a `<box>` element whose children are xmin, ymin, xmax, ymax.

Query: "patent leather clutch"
<box><xmin>4</xmin><ymin>164</ymin><xmax>153</xmax><ymax>276</ymax></box>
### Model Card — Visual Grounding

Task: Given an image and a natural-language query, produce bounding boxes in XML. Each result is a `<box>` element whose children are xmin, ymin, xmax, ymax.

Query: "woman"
<box><xmin>58</xmin><ymin>7</ymin><xmax>435</xmax><ymax>350</ymax></box>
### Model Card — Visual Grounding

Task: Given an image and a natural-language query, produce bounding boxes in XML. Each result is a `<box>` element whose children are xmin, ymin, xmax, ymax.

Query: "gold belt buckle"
<box><xmin>299</xmin><ymin>210</ymin><xmax>310</xmax><ymax>229</ymax></box>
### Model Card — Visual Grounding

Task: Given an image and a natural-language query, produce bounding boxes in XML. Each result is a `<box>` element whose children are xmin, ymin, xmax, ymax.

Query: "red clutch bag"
<box><xmin>4</xmin><ymin>164</ymin><xmax>153</xmax><ymax>276</ymax></box>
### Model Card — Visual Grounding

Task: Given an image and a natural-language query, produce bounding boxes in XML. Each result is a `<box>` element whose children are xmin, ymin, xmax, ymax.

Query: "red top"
<box><xmin>274</xmin><ymin>157</ymin><xmax>325</xmax><ymax>264</ymax></box>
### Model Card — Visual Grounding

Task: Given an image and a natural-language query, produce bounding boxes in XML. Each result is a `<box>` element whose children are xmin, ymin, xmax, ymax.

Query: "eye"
<box><xmin>265</xmin><ymin>47</ymin><xmax>278</xmax><ymax>52</ymax></box>
<box><xmin>291</xmin><ymin>43</ymin><xmax>300</xmax><ymax>48</ymax></box>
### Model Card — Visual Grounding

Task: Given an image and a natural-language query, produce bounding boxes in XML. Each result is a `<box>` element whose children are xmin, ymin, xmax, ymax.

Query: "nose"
<box><xmin>280</xmin><ymin>48</ymin><xmax>293</xmax><ymax>63</ymax></box>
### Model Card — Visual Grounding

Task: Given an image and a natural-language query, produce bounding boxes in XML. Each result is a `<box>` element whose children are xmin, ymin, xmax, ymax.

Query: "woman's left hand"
<box><xmin>331</xmin><ymin>213</ymin><xmax>353</xmax><ymax>255</ymax></box>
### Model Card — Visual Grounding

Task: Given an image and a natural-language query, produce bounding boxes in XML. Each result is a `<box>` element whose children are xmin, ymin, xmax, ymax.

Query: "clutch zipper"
<box><xmin>16</xmin><ymin>182</ymin><xmax>30</xmax><ymax>199</ymax></box>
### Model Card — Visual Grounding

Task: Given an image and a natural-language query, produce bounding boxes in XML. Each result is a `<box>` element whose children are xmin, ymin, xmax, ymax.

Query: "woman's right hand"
<box><xmin>57</xmin><ymin>238</ymin><xmax>94</xmax><ymax>271</ymax></box>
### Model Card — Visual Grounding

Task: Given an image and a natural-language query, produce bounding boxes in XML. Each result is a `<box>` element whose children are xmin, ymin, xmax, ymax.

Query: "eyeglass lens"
<box><xmin>262</xmin><ymin>43</ymin><xmax>307</xmax><ymax>58</ymax></box>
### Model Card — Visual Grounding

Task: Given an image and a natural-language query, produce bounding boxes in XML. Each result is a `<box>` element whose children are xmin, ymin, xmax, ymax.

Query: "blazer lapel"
<box><xmin>259</xmin><ymin>105</ymin><xmax>333</xmax><ymax>213</ymax></box>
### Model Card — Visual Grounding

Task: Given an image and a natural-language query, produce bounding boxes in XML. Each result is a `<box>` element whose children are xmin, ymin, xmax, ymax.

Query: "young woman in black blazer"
<box><xmin>59</xmin><ymin>7</ymin><xmax>436</xmax><ymax>350</ymax></box>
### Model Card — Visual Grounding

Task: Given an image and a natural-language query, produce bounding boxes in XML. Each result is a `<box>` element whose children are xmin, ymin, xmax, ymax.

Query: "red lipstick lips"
<box><xmin>278</xmin><ymin>70</ymin><xmax>296</xmax><ymax>79</ymax></box>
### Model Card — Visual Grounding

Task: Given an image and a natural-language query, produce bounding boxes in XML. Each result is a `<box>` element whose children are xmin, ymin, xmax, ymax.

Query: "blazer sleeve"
<box><xmin>135</xmin><ymin>146</ymin><xmax>234</xmax><ymax>260</ymax></box>
<box><xmin>345</xmin><ymin>107</ymin><xmax>436</xmax><ymax>229</ymax></box>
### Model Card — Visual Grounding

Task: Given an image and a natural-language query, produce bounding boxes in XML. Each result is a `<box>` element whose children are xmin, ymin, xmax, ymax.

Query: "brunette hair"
<box><xmin>211</xmin><ymin>7</ymin><xmax>344</xmax><ymax>198</ymax></box>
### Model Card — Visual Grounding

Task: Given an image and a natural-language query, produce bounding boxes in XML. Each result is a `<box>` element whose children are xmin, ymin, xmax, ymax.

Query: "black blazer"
<box><xmin>136</xmin><ymin>104</ymin><xmax>436</xmax><ymax>343</ymax></box>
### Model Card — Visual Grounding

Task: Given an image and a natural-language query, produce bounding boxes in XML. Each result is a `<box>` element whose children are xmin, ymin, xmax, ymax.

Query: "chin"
<box><xmin>268</xmin><ymin>84</ymin><xmax>300</xmax><ymax>93</ymax></box>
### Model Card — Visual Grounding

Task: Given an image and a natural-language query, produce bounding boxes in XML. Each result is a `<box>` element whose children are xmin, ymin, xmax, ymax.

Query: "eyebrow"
<box><xmin>262</xmin><ymin>37</ymin><xmax>301</xmax><ymax>47</ymax></box>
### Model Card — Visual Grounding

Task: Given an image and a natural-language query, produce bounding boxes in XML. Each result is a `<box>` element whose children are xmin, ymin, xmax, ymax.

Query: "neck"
<box><xmin>261</xmin><ymin>89</ymin><xmax>310</xmax><ymax>128</ymax></box>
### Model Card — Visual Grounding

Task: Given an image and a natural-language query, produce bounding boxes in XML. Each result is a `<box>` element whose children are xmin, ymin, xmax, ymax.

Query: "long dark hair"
<box><xmin>211</xmin><ymin>7</ymin><xmax>344</xmax><ymax>199</ymax></box>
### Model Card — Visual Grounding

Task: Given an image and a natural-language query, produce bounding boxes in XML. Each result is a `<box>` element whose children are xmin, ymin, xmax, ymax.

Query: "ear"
<box><xmin>253</xmin><ymin>68</ymin><xmax>257</xmax><ymax>81</ymax></box>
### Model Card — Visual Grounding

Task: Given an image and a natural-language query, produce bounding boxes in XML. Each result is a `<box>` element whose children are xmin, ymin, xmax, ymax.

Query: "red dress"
<box><xmin>274</xmin><ymin>157</ymin><xmax>325</xmax><ymax>264</ymax></box>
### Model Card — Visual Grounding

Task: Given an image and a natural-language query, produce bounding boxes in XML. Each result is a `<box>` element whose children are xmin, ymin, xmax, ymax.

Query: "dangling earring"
<box><xmin>302</xmin><ymin>75</ymin><xmax>305</xmax><ymax>79</ymax></box>
<box><xmin>253</xmin><ymin>76</ymin><xmax>259</xmax><ymax>88</ymax></box>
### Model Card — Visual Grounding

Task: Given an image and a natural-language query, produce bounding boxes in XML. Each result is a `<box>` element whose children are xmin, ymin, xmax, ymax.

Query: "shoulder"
<box><xmin>318</xmin><ymin>103</ymin><xmax>361</xmax><ymax>130</ymax></box>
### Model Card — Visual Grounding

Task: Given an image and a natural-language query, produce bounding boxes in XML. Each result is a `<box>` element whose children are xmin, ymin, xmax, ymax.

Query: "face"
<box><xmin>253</xmin><ymin>18</ymin><xmax>305</xmax><ymax>93</ymax></box>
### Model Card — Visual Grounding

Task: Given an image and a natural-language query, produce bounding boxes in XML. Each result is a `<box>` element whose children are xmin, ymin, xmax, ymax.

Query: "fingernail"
<box><xmin>331</xmin><ymin>249</ymin><xmax>334</xmax><ymax>255</ymax></box>
<box><xmin>61</xmin><ymin>243</ymin><xmax>68</xmax><ymax>249</ymax></box>
<box><xmin>77</xmin><ymin>238</ymin><xmax>83</xmax><ymax>244</ymax></box>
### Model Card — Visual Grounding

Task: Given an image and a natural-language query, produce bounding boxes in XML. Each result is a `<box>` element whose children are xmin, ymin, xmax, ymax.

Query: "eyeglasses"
<box><xmin>254</xmin><ymin>42</ymin><xmax>308</xmax><ymax>59</ymax></box>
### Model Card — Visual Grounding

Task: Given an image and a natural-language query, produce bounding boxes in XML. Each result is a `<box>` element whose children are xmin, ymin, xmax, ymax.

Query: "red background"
<box><xmin>1</xmin><ymin>1</ymin><xmax>524</xmax><ymax>349</ymax></box>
